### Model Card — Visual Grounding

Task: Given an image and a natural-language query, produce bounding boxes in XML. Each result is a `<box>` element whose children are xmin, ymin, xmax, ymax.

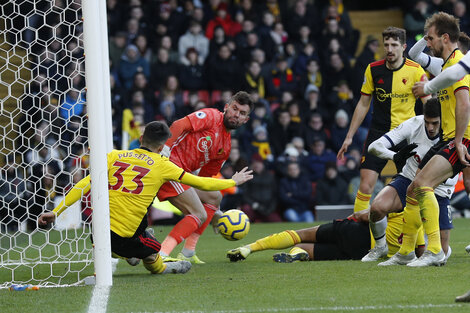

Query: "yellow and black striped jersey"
<box><xmin>436</xmin><ymin>49</ymin><xmax>470</xmax><ymax>140</ymax></box>
<box><xmin>361</xmin><ymin>58</ymin><xmax>427</xmax><ymax>132</ymax></box>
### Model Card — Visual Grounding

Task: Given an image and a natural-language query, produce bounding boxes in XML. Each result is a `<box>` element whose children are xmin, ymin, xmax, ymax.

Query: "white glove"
<box><xmin>160</xmin><ymin>145</ymin><xmax>170</xmax><ymax>157</ymax></box>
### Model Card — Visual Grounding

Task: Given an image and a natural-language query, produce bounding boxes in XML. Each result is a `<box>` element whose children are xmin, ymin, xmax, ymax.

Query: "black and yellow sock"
<box><xmin>143</xmin><ymin>254</ymin><xmax>166</xmax><ymax>274</ymax></box>
<box><xmin>354</xmin><ymin>190</ymin><xmax>371</xmax><ymax>212</ymax></box>
<box><xmin>415</xmin><ymin>186</ymin><xmax>441</xmax><ymax>254</ymax></box>
<box><xmin>249</xmin><ymin>230</ymin><xmax>301</xmax><ymax>252</ymax></box>
<box><xmin>399</xmin><ymin>196</ymin><xmax>421</xmax><ymax>255</ymax></box>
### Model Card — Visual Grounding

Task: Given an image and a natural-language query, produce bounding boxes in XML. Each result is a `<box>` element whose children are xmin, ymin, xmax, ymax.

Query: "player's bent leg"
<box><xmin>160</xmin><ymin>188</ymin><xmax>206</xmax><ymax>257</ymax></box>
<box><xmin>353</xmin><ymin>169</ymin><xmax>379</xmax><ymax>212</ymax></box>
<box><xmin>227</xmin><ymin>229</ymin><xmax>304</xmax><ymax>262</ymax></box>
<box><xmin>143</xmin><ymin>254</ymin><xmax>191</xmax><ymax>274</ymax></box>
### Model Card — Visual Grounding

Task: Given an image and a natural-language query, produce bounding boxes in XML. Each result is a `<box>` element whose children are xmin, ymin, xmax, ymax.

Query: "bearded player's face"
<box><xmin>426</xmin><ymin>26</ymin><xmax>445</xmax><ymax>58</ymax></box>
<box><xmin>223</xmin><ymin>101</ymin><xmax>250</xmax><ymax>130</ymax></box>
<box><xmin>383</xmin><ymin>37</ymin><xmax>405</xmax><ymax>65</ymax></box>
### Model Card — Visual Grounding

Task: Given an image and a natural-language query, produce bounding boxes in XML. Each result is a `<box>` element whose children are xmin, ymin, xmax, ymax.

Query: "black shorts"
<box><xmin>314</xmin><ymin>218</ymin><xmax>370</xmax><ymax>260</ymax></box>
<box><xmin>360</xmin><ymin>129</ymin><xmax>406</xmax><ymax>173</ymax></box>
<box><xmin>111</xmin><ymin>229</ymin><xmax>161</xmax><ymax>259</ymax></box>
<box><xmin>418</xmin><ymin>139</ymin><xmax>449</xmax><ymax>170</ymax></box>
<box><xmin>435</xmin><ymin>138</ymin><xmax>470</xmax><ymax>176</ymax></box>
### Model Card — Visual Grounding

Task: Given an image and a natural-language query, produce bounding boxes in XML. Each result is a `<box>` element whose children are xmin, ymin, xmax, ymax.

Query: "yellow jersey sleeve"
<box><xmin>160</xmin><ymin>157</ymin><xmax>236</xmax><ymax>191</ymax></box>
<box><xmin>52</xmin><ymin>175</ymin><xmax>91</xmax><ymax>216</ymax></box>
<box><xmin>360</xmin><ymin>65</ymin><xmax>374</xmax><ymax>95</ymax></box>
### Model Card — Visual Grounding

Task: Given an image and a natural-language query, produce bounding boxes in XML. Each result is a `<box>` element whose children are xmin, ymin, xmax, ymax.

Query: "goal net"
<box><xmin>0</xmin><ymin>0</ymin><xmax>101</xmax><ymax>288</ymax></box>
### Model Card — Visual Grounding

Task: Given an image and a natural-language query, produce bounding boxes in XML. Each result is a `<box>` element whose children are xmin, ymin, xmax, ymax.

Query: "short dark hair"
<box><xmin>382</xmin><ymin>26</ymin><xmax>406</xmax><ymax>44</ymax></box>
<box><xmin>425</xmin><ymin>12</ymin><xmax>460</xmax><ymax>43</ymax></box>
<box><xmin>230</xmin><ymin>91</ymin><xmax>254</xmax><ymax>112</ymax></box>
<box><xmin>141</xmin><ymin>121</ymin><xmax>171</xmax><ymax>150</ymax></box>
<box><xmin>459</xmin><ymin>31</ymin><xmax>470</xmax><ymax>53</ymax></box>
<box><xmin>423</xmin><ymin>98</ymin><xmax>441</xmax><ymax>118</ymax></box>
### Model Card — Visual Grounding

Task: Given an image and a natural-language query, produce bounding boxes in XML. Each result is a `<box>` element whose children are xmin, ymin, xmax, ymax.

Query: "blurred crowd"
<box><xmin>2</xmin><ymin>0</ymin><xmax>470</xmax><ymax>229</ymax></box>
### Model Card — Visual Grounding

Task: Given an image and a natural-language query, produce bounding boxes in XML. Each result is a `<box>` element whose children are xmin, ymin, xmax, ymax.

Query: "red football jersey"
<box><xmin>168</xmin><ymin>108</ymin><xmax>231</xmax><ymax>177</ymax></box>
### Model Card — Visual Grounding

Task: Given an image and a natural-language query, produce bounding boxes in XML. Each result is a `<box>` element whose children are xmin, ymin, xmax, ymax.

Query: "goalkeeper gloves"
<box><xmin>393</xmin><ymin>143</ymin><xmax>418</xmax><ymax>173</ymax></box>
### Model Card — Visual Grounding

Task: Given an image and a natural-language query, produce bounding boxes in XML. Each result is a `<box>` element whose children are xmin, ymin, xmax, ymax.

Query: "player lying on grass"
<box><xmin>363</xmin><ymin>98</ymin><xmax>457</xmax><ymax>265</ymax></box>
<box><xmin>38</xmin><ymin>121</ymin><xmax>253</xmax><ymax>275</ymax></box>
<box><xmin>226</xmin><ymin>209</ymin><xmax>424</xmax><ymax>263</ymax></box>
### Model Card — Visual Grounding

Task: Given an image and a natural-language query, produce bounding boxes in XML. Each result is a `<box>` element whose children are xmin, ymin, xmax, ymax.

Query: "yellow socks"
<box><xmin>249</xmin><ymin>230</ymin><xmax>301</xmax><ymax>252</ymax></box>
<box><xmin>354</xmin><ymin>190</ymin><xmax>371</xmax><ymax>212</ymax></box>
<box><xmin>414</xmin><ymin>187</ymin><xmax>441</xmax><ymax>254</ymax></box>
<box><xmin>143</xmin><ymin>254</ymin><xmax>166</xmax><ymax>274</ymax></box>
<box><xmin>399</xmin><ymin>196</ymin><xmax>421</xmax><ymax>255</ymax></box>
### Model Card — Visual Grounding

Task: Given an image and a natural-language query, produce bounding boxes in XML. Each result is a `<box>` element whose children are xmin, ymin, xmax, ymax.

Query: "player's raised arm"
<box><xmin>177</xmin><ymin>166</ymin><xmax>253</xmax><ymax>191</ymax></box>
<box><xmin>337</xmin><ymin>93</ymin><xmax>372</xmax><ymax>160</ymax></box>
<box><xmin>408</xmin><ymin>37</ymin><xmax>443</xmax><ymax>76</ymax></box>
<box><xmin>38</xmin><ymin>175</ymin><xmax>91</xmax><ymax>225</ymax></box>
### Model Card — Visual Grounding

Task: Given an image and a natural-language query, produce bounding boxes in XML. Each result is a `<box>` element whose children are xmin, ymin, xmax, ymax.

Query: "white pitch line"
<box><xmin>87</xmin><ymin>258</ymin><xmax>119</xmax><ymax>313</ymax></box>
<box><xmin>152</xmin><ymin>303</ymin><xmax>466</xmax><ymax>313</ymax></box>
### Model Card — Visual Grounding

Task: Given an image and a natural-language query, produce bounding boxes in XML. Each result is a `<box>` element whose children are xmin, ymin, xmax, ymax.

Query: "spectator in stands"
<box><xmin>159</xmin><ymin>35</ymin><xmax>179</xmax><ymax>63</ymax></box>
<box><xmin>228</xmin><ymin>146</ymin><xmax>249</xmax><ymax>173</ymax></box>
<box><xmin>125</xmin><ymin>18</ymin><xmax>140</xmax><ymax>45</ymax></box>
<box><xmin>130</xmin><ymin>72</ymin><xmax>155</xmax><ymax>110</ymax></box>
<box><xmin>293</xmin><ymin>42</ymin><xmax>318</xmax><ymax>77</ymax></box>
<box><xmin>339</xmin><ymin>155</ymin><xmax>360</xmax><ymax>183</ymax></box>
<box><xmin>330</xmin><ymin>109</ymin><xmax>350</xmax><ymax>153</ymax></box>
<box><xmin>179</xmin><ymin>48</ymin><xmax>206</xmax><ymax>91</ymax></box>
<box><xmin>151</xmin><ymin>47</ymin><xmax>179</xmax><ymax>91</ymax></box>
<box><xmin>403</xmin><ymin>1</ymin><xmax>430</xmax><ymax>43</ymax></box>
<box><xmin>237</xmin><ymin>32</ymin><xmax>262</xmax><ymax>66</ymax></box>
<box><xmin>299</xmin><ymin>59</ymin><xmax>322</xmax><ymax>94</ymax></box>
<box><xmin>178</xmin><ymin>20</ymin><xmax>209</xmax><ymax>66</ymax></box>
<box><xmin>236</xmin><ymin>0</ymin><xmax>259</xmax><ymax>25</ymax></box>
<box><xmin>285</xmin><ymin>0</ymin><xmax>313</xmax><ymax>42</ymax></box>
<box><xmin>206</xmin><ymin>44</ymin><xmax>242</xmax><ymax>91</ymax></box>
<box><xmin>307</xmin><ymin>137</ymin><xmax>336</xmax><ymax>182</ymax></box>
<box><xmin>251</xmin><ymin>48</ymin><xmax>270</xmax><ymax>77</ymax></box>
<box><xmin>234</xmin><ymin>19</ymin><xmax>257</xmax><ymax>55</ymax></box>
<box><xmin>134</xmin><ymin>34</ymin><xmax>153</xmax><ymax>64</ymax></box>
<box><xmin>327</xmin><ymin>80</ymin><xmax>355</xmax><ymax>118</ymax></box>
<box><xmin>118</xmin><ymin>44</ymin><xmax>150</xmax><ymax>90</ymax></box>
<box><xmin>267</xmin><ymin>55</ymin><xmax>297</xmax><ymax>102</ymax></box>
<box><xmin>109</xmin><ymin>31</ymin><xmax>127</xmax><ymax>68</ymax></box>
<box><xmin>242</xmin><ymin>61</ymin><xmax>266</xmax><ymax>99</ymax></box>
<box><xmin>257</xmin><ymin>11</ymin><xmax>275</xmax><ymax>40</ymax></box>
<box><xmin>453</xmin><ymin>1</ymin><xmax>470</xmax><ymax>35</ymax></box>
<box><xmin>279</xmin><ymin>161</ymin><xmax>313</xmax><ymax>222</ymax></box>
<box><xmin>60</xmin><ymin>89</ymin><xmax>86</xmax><ymax>122</ymax></box>
<box><xmin>241</xmin><ymin>154</ymin><xmax>282</xmax><ymax>223</ymax></box>
<box><xmin>323</xmin><ymin>52</ymin><xmax>352</xmax><ymax>94</ymax></box>
<box><xmin>301</xmin><ymin>84</ymin><xmax>329</xmax><ymax>123</ymax></box>
<box><xmin>268</xmin><ymin>110</ymin><xmax>302</xmax><ymax>157</ymax></box>
<box><xmin>267</xmin><ymin>22</ymin><xmax>288</xmax><ymax>59</ymax></box>
<box><xmin>352</xmin><ymin>35</ymin><xmax>379</xmax><ymax>96</ymax></box>
<box><xmin>153</xmin><ymin>2</ymin><xmax>185</xmax><ymax>46</ymax></box>
<box><xmin>205</xmin><ymin>2</ymin><xmax>238</xmax><ymax>39</ymax></box>
<box><xmin>315</xmin><ymin>162</ymin><xmax>350</xmax><ymax>205</ymax></box>
<box><xmin>209</xmin><ymin>25</ymin><xmax>228</xmax><ymax>57</ymax></box>
<box><xmin>304</xmin><ymin>112</ymin><xmax>330</xmax><ymax>149</ymax></box>
<box><xmin>249</xmin><ymin>125</ymin><xmax>274</xmax><ymax>162</ymax></box>
<box><xmin>156</xmin><ymin>75</ymin><xmax>184</xmax><ymax>124</ymax></box>
<box><xmin>0</xmin><ymin>154</ymin><xmax>27</xmax><ymax>232</ymax></box>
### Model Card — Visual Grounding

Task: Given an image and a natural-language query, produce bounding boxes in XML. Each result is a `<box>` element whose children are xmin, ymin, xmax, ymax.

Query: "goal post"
<box><xmin>82</xmin><ymin>0</ymin><xmax>113</xmax><ymax>286</ymax></box>
<box><xmin>0</xmin><ymin>0</ymin><xmax>113</xmax><ymax>288</ymax></box>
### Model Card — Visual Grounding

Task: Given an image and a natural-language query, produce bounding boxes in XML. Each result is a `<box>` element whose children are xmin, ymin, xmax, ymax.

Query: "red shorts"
<box><xmin>157</xmin><ymin>181</ymin><xmax>191</xmax><ymax>201</ymax></box>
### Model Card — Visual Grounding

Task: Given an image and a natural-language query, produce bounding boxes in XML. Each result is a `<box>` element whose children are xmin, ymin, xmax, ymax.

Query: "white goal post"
<box><xmin>0</xmin><ymin>0</ymin><xmax>112</xmax><ymax>288</ymax></box>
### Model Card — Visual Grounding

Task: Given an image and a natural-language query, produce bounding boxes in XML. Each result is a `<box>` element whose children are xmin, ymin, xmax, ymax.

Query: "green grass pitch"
<box><xmin>2</xmin><ymin>218</ymin><xmax>470</xmax><ymax>313</ymax></box>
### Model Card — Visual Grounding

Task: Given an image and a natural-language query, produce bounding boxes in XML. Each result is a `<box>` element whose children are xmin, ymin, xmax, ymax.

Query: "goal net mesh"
<box><xmin>0</xmin><ymin>0</ymin><xmax>94</xmax><ymax>288</ymax></box>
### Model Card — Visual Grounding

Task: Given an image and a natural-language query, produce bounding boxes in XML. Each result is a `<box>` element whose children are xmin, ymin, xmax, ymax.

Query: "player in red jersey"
<box><xmin>158</xmin><ymin>91</ymin><xmax>253</xmax><ymax>263</ymax></box>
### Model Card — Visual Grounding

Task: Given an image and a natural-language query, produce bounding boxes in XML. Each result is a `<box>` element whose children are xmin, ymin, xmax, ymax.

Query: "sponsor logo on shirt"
<box><xmin>197</xmin><ymin>136</ymin><xmax>212</xmax><ymax>165</ymax></box>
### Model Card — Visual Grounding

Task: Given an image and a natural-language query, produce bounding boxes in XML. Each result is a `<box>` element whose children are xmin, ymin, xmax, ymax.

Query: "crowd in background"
<box><xmin>2</xmin><ymin>0</ymin><xmax>470</xmax><ymax>230</ymax></box>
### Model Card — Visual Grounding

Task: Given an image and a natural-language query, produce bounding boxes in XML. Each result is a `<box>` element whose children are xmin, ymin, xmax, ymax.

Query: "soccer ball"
<box><xmin>217</xmin><ymin>209</ymin><xmax>250</xmax><ymax>241</ymax></box>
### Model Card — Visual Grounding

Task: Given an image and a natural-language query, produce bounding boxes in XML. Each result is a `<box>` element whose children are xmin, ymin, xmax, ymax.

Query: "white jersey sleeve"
<box><xmin>408</xmin><ymin>37</ymin><xmax>443</xmax><ymax>77</ymax></box>
<box><xmin>424</xmin><ymin>52</ymin><xmax>470</xmax><ymax>94</ymax></box>
<box><xmin>368</xmin><ymin>117</ymin><xmax>416</xmax><ymax>162</ymax></box>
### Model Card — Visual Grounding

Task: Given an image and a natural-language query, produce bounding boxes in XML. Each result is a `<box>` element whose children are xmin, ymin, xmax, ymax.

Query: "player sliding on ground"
<box><xmin>38</xmin><ymin>121</ymin><xmax>253</xmax><ymax>275</ymax></box>
<box><xmin>227</xmin><ymin>209</ymin><xmax>424</xmax><ymax>263</ymax></box>
<box><xmin>363</xmin><ymin>98</ymin><xmax>457</xmax><ymax>265</ymax></box>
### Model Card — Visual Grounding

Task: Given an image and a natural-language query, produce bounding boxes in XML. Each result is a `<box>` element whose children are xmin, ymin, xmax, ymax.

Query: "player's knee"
<box><xmin>194</xmin><ymin>209</ymin><xmax>208</xmax><ymax>224</ymax></box>
<box><xmin>205</xmin><ymin>191</ymin><xmax>223</xmax><ymax>206</ymax></box>
<box><xmin>369</xmin><ymin>204</ymin><xmax>386</xmax><ymax>222</ymax></box>
<box><xmin>359</xmin><ymin>179</ymin><xmax>375</xmax><ymax>194</ymax></box>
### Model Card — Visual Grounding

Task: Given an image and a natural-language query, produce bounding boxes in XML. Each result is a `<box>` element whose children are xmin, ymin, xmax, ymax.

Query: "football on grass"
<box><xmin>217</xmin><ymin>209</ymin><xmax>250</xmax><ymax>241</ymax></box>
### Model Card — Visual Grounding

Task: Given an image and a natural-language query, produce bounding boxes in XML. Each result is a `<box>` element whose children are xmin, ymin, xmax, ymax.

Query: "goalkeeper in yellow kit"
<box><xmin>38</xmin><ymin>121</ymin><xmax>253</xmax><ymax>275</ymax></box>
